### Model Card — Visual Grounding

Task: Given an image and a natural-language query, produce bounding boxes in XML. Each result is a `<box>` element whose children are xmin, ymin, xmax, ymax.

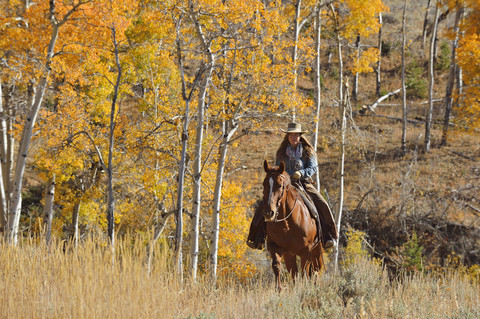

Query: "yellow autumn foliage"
<box><xmin>349</xmin><ymin>47</ymin><xmax>380</xmax><ymax>75</ymax></box>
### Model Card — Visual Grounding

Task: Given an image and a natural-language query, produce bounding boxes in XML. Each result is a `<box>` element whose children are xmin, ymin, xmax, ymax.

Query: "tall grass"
<box><xmin>1</xmin><ymin>235</ymin><xmax>479</xmax><ymax>318</ymax></box>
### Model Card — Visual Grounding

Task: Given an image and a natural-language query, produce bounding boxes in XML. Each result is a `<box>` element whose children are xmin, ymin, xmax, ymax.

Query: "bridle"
<box><xmin>265</xmin><ymin>172</ymin><xmax>298</xmax><ymax>223</ymax></box>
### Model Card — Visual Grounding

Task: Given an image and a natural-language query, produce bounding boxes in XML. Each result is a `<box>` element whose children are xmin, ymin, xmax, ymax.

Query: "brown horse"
<box><xmin>262</xmin><ymin>159</ymin><xmax>324</xmax><ymax>291</ymax></box>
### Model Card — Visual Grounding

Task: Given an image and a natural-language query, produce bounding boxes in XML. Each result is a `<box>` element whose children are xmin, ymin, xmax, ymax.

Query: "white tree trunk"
<box><xmin>189</xmin><ymin>1</ymin><xmax>216</xmax><ymax>280</ymax></box>
<box><xmin>313</xmin><ymin>4</ymin><xmax>322</xmax><ymax>190</ymax></box>
<box><xmin>106</xmin><ymin>24</ymin><xmax>122</xmax><ymax>247</ymax></box>
<box><xmin>8</xmin><ymin>76</ymin><xmax>52</xmax><ymax>244</ymax></box>
<box><xmin>422</xmin><ymin>0</ymin><xmax>432</xmax><ymax>51</ymax></box>
<box><xmin>425</xmin><ymin>3</ymin><xmax>439</xmax><ymax>153</ymax></box>
<box><xmin>44</xmin><ymin>175</ymin><xmax>55</xmax><ymax>246</ymax></box>
<box><xmin>441</xmin><ymin>6</ymin><xmax>463</xmax><ymax>146</ymax></box>
<box><xmin>330</xmin><ymin>2</ymin><xmax>344</xmax><ymax>272</ymax></box>
<box><xmin>71</xmin><ymin>202</ymin><xmax>80</xmax><ymax>248</ymax></box>
<box><xmin>401</xmin><ymin>0</ymin><xmax>408</xmax><ymax>153</ymax></box>
<box><xmin>352</xmin><ymin>34</ymin><xmax>360</xmax><ymax>102</ymax></box>
<box><xmin>375</xmin><ymin>12</ymin><xmax>383</xmax><ymax>97</ymax></box>
<box><xmin>0</xmin><ymin>81</ymin><xmax>7</xmax><ymax>231</ymax></box>
<box><xmin>6</xmin><ymin>0</ymin><xmax>86</xmax><ymax>244</ymax></box>
<box><xmin>291</xmin><ymin>0</ymin><xmax>302</xmax><ymax>122</ymax></box>
<box><xmin>190</xmin><ymin>64</ymin><xmax>213</xmax><ymax>280</ymax></box>
<box><xmin>210</xmin><ymin>119</ymin><xmax>238</xmax><ymax>282</ymax></box>
<box><xmin>334</xmin><ymin>85</ymin><xmax>347</xmax><ymax>272</ymax></box>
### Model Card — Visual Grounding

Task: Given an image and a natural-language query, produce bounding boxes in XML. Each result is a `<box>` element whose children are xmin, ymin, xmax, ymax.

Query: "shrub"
<box><xmin>397</xmin><ymin>231</ymin><xmax>424</xmax><ymax>272</ymax></box>
<box><xmin>381</xmin><ymin>40</ymin><xmax>393</xmax><ymax>57</ymax></box>
<box><xmin>436</xmin><ymin>41</ymin><xmax>451</xmax><ymax>72</ymax></box>
<box><xmin>406</xmin><ymin>61</ymin><xmax>427</xmax><ymax>99</ymax></box>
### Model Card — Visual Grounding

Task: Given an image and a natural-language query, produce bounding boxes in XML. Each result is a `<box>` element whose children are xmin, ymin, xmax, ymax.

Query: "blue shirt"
<box><xmin>276</xmin><ymin>149</ymin><xmax>318</xmax><ymax>180</ymax></box>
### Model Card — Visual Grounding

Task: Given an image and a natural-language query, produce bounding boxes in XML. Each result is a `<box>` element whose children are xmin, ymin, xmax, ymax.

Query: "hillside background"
<box><xmin>1</xmin><ymin>0</ymin><xmax>479</xmax><ymax>317</ymax></box>
<box><xmin>233</xmin><ymin>0</ymin><xmax>480</xmax><ymax>275</ymax></box>
<box><xmin>0</xmin><ymin>0</ymin><xmax>479</xmax><ymax>308</ymax></box>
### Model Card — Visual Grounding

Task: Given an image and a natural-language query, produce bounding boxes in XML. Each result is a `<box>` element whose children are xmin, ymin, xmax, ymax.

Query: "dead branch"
<box><xmin>358</xmin><ymin>113</ymin><xmax>423</xmax><ymax>124</ymax></box>
<box><xmin>364</xmin><ymin>88</ymin><xmax>401</xmax><ymax>113</ymax></box>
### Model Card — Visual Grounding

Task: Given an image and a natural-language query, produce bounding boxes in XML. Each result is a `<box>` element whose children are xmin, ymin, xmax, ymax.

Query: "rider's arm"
<box><xmin>299</xmin><ymin>155</ymin><xmax>318</xmax><ymax>179</ymax></box>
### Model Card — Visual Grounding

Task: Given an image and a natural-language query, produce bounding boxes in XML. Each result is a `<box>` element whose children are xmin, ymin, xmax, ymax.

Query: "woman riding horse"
<box><xmin>247</xmin><ymin>122</ymin><xmax>338</xmax><ymax>250</ymax></box>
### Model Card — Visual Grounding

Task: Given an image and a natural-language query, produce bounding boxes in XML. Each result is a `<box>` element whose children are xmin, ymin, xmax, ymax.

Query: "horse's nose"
<box><xmin>264</xmin><ymin>209</ymin><xmax>276</xmax><ymax>222</ymax></box>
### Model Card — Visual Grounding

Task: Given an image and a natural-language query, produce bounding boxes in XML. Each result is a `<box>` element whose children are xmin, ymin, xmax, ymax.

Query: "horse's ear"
<box><xmin>279</xmin><ymin>161</ymin><xmax>285</xmax><ymax>173</ymax></box>
<box><xmin>264</xmin><ymin>159</ymin><xmax>270</xmax><ymax>172</ymax></box>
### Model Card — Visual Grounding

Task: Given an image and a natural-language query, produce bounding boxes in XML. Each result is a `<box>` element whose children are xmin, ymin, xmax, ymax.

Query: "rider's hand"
<box><xmin>292</xmin><ymin>171</ymin><xmax>301</xmax><ymax>181</ymax></box>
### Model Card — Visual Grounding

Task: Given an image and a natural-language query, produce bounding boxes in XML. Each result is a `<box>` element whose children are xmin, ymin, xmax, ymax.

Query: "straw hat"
<box><xmin>281</xmin><ymin>122</ymin><xmax>307</xmax><ymax>134</ymax></box>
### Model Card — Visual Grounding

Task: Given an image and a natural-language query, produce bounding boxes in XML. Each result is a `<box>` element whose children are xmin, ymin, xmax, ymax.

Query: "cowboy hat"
<box><xmin>281</xmin><ymin>122</ymin><xmax>307</xmax><ymax>134</ymax></box>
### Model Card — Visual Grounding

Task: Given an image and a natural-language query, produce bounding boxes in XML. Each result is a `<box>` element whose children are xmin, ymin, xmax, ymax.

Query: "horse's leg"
<box><xmin>310</xmin><ymin>243</ymin><xmax>325</xmax><ymax>275</ymax></box>
<box><xmin>300</xmin><ymin>253</ymin><xmax>313</xmax><ymax>277</ymax></box>
<box><xmin>283</xmin><ymin>253</ymin><xmax>298</xmax><ymax>282</ymax></box>
<box><xmin>268</xmin><ymin>243</ymin><xmax>283</xmax><ymax>292</ymax></box>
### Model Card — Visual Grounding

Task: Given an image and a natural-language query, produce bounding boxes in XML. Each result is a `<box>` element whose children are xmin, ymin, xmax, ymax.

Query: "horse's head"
<box><xmin>262</xmin><ymin>159</ymin><xmax>290</xmax><ymax>222</ymax></box>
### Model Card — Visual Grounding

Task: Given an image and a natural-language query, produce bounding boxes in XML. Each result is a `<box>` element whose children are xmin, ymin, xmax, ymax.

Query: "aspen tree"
<box><xmin>0</xmin><ymin>81</ymin><xmax>6</xmax><ymax>231</ymax></box>
<box><xmin>106</xmin><ymin>24</ymin><xmax>123</xmax><ymax>246</ymax></box>
<box><xmin>455</xmin><ymin>0</ymin><xmax>480</xmax><ymax>130</ymax></box>
<box><xmin>188</xmin><ymin>0</ymin><xmax>218</xmax><ymax>280</ymax></box>
<box><xmin>5</xmin><ymin>0</ymin><xmax>89</xmax><ymax>244</ymax></box>
<box><xmin>425</xmin><ymin>1</ymin><xmax>440</xmax><ymax>153</ymax></box>
<box><xmin>174</xmin><ymin>15</ymin><xmax>190</xmax><ymax>277</ymax></box>
<box><xmin>43</xmin><ymin>176</ymin><xmax>55</xmax><ymax>246</ymax></box>
<box><xmin>441</xmin><ymin>3</ymin><xmax>463</xmax><ymax>145</ymax></box>
<box><xmin>422</xmin><ymin>0</ymin><xmax>433</xmax><ymax>51</ymax></box>
<box><xmin>401</xmin><ymin>0</ymin><xmax>408</xmax><ymax>153</ymax></box>
<box><xmin>352</xmin><ymin>34</ymin><xmax>360</xmax><ymax>103</ymax></box>
<box><xmin>292</xmin><ymin>0</ymin><xmax>302</xmax><ymax>122</ymax></box>
<box><xmin>329</xmin><ymin>2</ymin><xmax>344</xmax><ymax>271</ymax></box>
<box><xmin>313</xmin><ymin>2</ymin><xmax>323</xmax><ymax>190</ymax></box>
<box><xmin>375</xmin><ymin>12</ymin><xmax>383</xmax><ymax>97</ymax></box>
<box><xmin>210</xmin><ymin>113</ymin><xmax>239</xmax><ymax>282</ymax></box>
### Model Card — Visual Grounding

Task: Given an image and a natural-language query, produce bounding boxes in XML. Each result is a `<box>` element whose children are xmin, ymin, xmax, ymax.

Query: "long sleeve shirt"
<box><xmin>276</xmin><ymin>148</ymin><xmax>318</xmax><ymax>180</ymax></box>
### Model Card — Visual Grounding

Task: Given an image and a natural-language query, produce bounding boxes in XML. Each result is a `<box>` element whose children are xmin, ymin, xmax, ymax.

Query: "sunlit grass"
<box><xmin>0</xmin><ymin>235</ymin><xmax>478</xmax><ymax>318</ymax></box>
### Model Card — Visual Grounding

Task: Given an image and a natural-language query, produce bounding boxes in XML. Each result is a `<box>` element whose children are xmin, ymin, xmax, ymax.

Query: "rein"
<box><xmin>269</xmin><ymin>176</ymin><xmax>298</xmax><ymax>223</ymax></box>
<box><xmin>273</xmin><ymin>194</ymin><xmax>298</xmax><ymax>222</ymax></box>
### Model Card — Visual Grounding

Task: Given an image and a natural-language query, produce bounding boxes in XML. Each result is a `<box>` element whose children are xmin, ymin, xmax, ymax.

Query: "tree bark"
<box><xmin>106</xmin><ymin>24</ymin><xmax>122</xmax><ymax>247</ymax></box>
<box><xmin>190</xmin><ymin>71</ymin><xmax>210</xmax><ymax>280</ymax></box>
<box><xmin>189</xmin><ymin>1</ymin><xmax>216</xmax><ymax>279</ymax></box>
<box><xmin>210</xmin><ymin>117</ymin><xmax>238</xmax><ymax>282</ymax></box>
<box><xmin>401</xmin><ymin>0</ymin><xmax>408</xmax><ymax>153</ymax></box>
<box><xmin>313</xmin><ymin>3</ymin><xmax>322</xmax><ymax>190</ymax></box>
<box><xmin>173</xmin><ymin>14</ymin><xmax>200</xmax><ymax>278</ymax></box>
<box><xmin>441</xmin><ymin>6</ymin><xmax>463</xmax><ymax>146</ymax></box>
<box><xmin>352</xmin><ymin>34</ymin><xmax>360</xmax><ymax>103</ymax></box>
<box><xmin>375</xmin><ymin>12</ymin><xmax>383</xmax><ymax>97</ymax></box>
<box><xmin>0</xmin><ymin>81</ymin><xmax>7</xmax><ymax>231</ymax></box>
<box><xmin>5</xmin><ymin>0</ymin><xmax>86</xmax><ymax>245</ymax></box>
<box><xmin>425</xmin><ymin>2</ymin><xmax>439</xmax><ymax>153</ymax></box>
<box><xmin>7</xmin><ymin>33</ymin><xmax>58</xmax><ymax>244</ymax></box>
<box><xmin>334</xmin><ymin>83</ymin><xmax>347</xmax><ymax>272</ymax></box>
<box><xmin>44</xmin><ymin>175</ymin><xmax>55</xmax><ymax>246</ymax></box>
<box><xmin>71</xmin><ymin>201</ymin><xmax>80</xmax><ymax>248</ymax></box>
<box><xmin>292</xmin><ymin>0</ymin><xmax>302</xmax><ymax>122</ymax></box>
<box><xmin>422</xmin><ymin>0</ymin><xmax>432</xmax><ymax>51</ymax></box>
<box><xmin>330</xmin><ymin>2</ymin><xmax>344</xmax><ymax>272</ymax></box>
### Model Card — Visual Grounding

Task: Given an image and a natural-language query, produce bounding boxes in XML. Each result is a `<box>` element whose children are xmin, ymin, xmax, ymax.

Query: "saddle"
<box><xmin>292</xmin><ymin>181</ymin><xmax>322</xmax><ymax>245</ymax></box>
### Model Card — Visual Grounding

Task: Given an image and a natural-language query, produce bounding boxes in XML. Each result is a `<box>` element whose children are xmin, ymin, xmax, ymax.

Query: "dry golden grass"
<box><xmin>1</xmin><ymin>235</ymin><xmax>479</xmax><ymax>318</ymax></box>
